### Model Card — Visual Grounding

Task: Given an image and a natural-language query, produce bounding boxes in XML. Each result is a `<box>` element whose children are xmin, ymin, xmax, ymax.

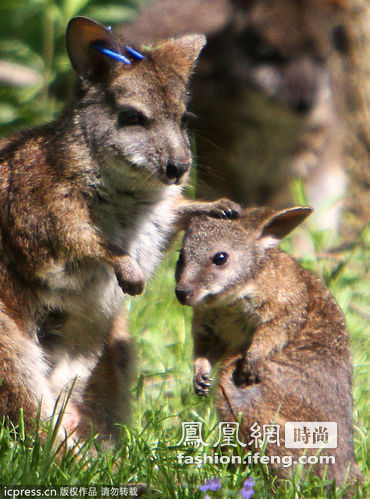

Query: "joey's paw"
<box><xmin>246</xmin><ymin>351</ymin><xmax>263</xmax><ymax>383</ymax></box>
<box><xmin>233</xmin><ymin>355</ymin><xmax>261</xmax><ymax>386</ymax></box>
<box><xmin>193</xmin><ymin>371</ymin><xmax>213</xmax><ymax>397</ymax></box>
<box><xmin>245</xmin><ymin>368</ymin><xmax>260</xmax><ymax>384</ymax></box>
<box><xmin>209</xmin><ymin>199</ymin><xmax>242</xmax><ymax>219</ymax></box>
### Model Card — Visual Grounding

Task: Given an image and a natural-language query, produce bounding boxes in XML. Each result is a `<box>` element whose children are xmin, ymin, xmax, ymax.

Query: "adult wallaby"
<box><xmin>0</xmin><ymin>16</ymin><xmax>238</xmax><ymax>442</ymax></box>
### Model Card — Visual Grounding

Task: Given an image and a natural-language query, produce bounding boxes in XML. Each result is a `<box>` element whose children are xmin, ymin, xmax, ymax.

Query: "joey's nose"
<box><xmin>175</xmin><ymin>287</ymin><xmax>193</xmax><ymax>305</ymax></box>
<box><xmin>165</xmin><ymin>161</ymin><xmax>190</xmax><ymax>184</ymax></box>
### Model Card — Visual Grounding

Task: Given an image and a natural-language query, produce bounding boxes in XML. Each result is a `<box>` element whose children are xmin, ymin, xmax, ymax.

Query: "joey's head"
<box><xmin>175</xmin><ymin>206</ymin><xmax>312</xmax><ymax>307</ymax></box>
<box><xmin>66</xmin><ymin>17</ymin><xmax>206</xmax><ymax>186</ymax></box>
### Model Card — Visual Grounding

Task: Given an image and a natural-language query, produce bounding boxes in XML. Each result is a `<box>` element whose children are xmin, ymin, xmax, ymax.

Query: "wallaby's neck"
<box><xmin>238</xmin><ymin>249</ymin><xmax>309</xmax><ymax>316</ymax></box>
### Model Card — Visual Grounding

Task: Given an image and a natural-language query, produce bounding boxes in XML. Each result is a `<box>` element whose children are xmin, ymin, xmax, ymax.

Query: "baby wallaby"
<box><xmin>175</xmin><ymin>207</ymin><xmax>361</xmax><ymax>485</ymax></box>
<box><xmin>0</xmin><ymin>16</ymin><xmax>238</xmax><ymax>443</ymax></box>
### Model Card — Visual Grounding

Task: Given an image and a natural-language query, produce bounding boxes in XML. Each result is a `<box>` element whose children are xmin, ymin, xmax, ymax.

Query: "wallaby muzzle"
<box><xmin>175</xmin><ymin>286</ymin><xmax>193</xmax><ymax>305</ymax></box>
<box><xmin>165</xmin><ymin>161</ymin><xmax>190</xmax><ymax>184</ymax></box>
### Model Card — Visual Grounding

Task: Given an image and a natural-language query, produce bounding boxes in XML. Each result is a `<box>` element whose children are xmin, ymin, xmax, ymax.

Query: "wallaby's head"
<box><xmin>66</xmin><ymin>17</ymin><xmax>206</xmax><ymax>186</ymax></box>
<box><xmin>175</xmin><ymin>206</ymin><xmax>312</xmax><ymax>306</ymax></box>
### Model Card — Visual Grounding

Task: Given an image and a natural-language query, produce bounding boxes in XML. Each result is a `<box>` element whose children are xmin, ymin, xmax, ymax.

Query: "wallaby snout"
<box><xmin>175</xmin><ymin>286</ymin><xmax>194</xmax><ymax>305</ymax></box>
<box><xmin>165</xmin><ymin>161</ymin><xmax>191</xmax><ymax>184</ymax></box>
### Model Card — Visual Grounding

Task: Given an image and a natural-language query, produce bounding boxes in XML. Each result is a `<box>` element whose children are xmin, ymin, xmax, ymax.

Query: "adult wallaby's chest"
<box><xmin>37</xmin><ymin>188</ymin><xmax>179</xmax><ymax>318</ymax></box>
<box><xmin>95</xmin><ymin>165</ymin><xmax>181</xmax><ymax>278</ymax></box>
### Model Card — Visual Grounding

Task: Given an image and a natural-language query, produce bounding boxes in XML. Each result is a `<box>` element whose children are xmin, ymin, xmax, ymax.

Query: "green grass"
<box><xmin>0</xmin><ymin>226</ymin><xmax>368</xmax><ymax>498</ymax></box>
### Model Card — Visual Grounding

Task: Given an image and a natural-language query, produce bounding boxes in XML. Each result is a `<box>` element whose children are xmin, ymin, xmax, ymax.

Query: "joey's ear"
<box><xmin>66</xmin><ymin>16</ymin><xmax>122</xmax><ymax>78</ymax></box>
<box><xmin>152</xmin><ymin>34</ymin><xmax>206</xmax><ymax>81</ymax></box>
<box><xmin>259</xmin><ymin>207</ymin><xmax>313</xmax><ymax>249</ymax></box>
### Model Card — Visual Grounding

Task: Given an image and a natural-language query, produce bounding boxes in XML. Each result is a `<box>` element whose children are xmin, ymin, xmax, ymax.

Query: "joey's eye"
<box><xmin>212</xmin><ymin>252</ymin><xmax>229</xmax><ymax>266</ymax></box>
<box><xmin>118</xmin><ymin>107</ymin><xmax>147</xmax><ymax>127</ymax></box>
<box><xmin>181</xmin><ymin>111</ymin><xmax>197</xmax><ymax>128</ymax></box>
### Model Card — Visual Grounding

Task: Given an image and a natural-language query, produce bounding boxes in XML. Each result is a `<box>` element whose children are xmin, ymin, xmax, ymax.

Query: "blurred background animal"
<box><xmin>123</xmin><ymin>0</ymin><xmax>369</xmax><ymax>237</ymax></box>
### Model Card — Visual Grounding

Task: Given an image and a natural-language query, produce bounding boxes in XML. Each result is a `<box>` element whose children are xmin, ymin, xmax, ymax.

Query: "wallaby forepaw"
<box><xmin>193</xmin><ymin>371</ymin><xmax>213</xmax><ymax>397</ymax></box>
<box><xmin>233</xmin><ymin>353</ymin><xmax>261</xmax><ymax>386</ymax></box>
<box><xmin>113</xmin><ymin>257</ymin><xmax>146</xmax><ymax>295</ymax></box>
<box><xmin>115</xmin><ymin>273</ymin><xmax>145</xmax><ymax>295</ymax></box>
<box><xmin>210</xmin><ymin>199</ymin><xmax>242</xmax><ymax>219</ymax></box>
<box><xmin>245</xmin><ymin>351</ymin><xmax>263</xmax><ymax>383</ymax></box>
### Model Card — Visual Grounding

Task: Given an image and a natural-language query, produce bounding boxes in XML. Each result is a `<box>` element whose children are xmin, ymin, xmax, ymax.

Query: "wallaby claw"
<box><xmin>210</xmin><ymin>199</ymin><xmax>242</xmax><ymax>219</ymax></box>
<box><xmin>193</xmin><ymin>371</ymin><xmax>213</xmax><ymax>396</ymax></box>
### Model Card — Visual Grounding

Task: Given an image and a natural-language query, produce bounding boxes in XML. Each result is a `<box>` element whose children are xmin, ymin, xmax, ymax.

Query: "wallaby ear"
<box><xmin>66</xmin><ymin>16</ymin><xmax>122</xmax><ymax>78</ymax></box>
<box><xmin>153</xmin><ymin>34</ymin><xmax>206</xmax><ymax>80</ymax></box>
<box><xmin>259</xmin><ymin>207</ymin><xmax>313</xmax><ymax>249</ymax></box>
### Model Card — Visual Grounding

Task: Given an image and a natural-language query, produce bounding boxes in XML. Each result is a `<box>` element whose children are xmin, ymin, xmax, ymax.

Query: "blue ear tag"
<box><xmin>92</xmin><ymin>39</ymin><xmax>144</xmax><ymax>65</ymax></box>
<box><xmin>92</xmin><ymin>42</ymin><xmax>132</xmax><ymax>65</ymax></box>
<box><xmin>124</xmin><ymin>45</ymin><xmax>144</xmax><ymax>61</ymax></box>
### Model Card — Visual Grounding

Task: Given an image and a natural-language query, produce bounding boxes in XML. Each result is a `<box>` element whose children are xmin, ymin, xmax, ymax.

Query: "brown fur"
<box><xmin>175</xmin><ymin>206</ymin><xmax>362</xmax><ymax>485</ymax></box>
<box><xmin>0</xmin><ymin>16</ymin><xmax>239</xmax><ymax>442</ymax></box>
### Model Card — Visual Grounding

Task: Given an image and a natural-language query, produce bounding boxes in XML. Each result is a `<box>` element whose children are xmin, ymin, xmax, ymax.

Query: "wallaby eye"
<box><xmin>212</xmin><ymin>252</ymin><xmax>229</xmax><ymax>266</ymax></box>
<box><xmin>181</xmin><ymin>111</ymin><xmax>197</xmax><ymax>128</ymax></box>
<box><xmin>118</xmin><ymin>106</ymin><xmax>147</xmax><ymax>127</ymax></box>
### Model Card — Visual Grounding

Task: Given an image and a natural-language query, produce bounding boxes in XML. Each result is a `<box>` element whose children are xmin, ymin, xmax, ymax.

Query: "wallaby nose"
<box><xmin>165</xmin><ymin>161</ymin><xmax>190</xmax><ymax>184</ymax></box>
<box><xmin>175</xmin><ymin>287</ymin><xmax>193</xmax><ymax>305</ymax></box>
